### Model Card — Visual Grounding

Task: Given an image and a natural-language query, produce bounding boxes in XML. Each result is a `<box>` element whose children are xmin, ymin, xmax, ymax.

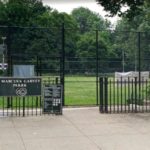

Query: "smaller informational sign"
<box><xmin>43</xmin><ymin>85</ymin><xmax>62</xmax><ymax>114</ymax></box>
<box><xmin>0</xmin><ymin>78</ymin><xmax>41</xmax><ymax>96</ymax></box>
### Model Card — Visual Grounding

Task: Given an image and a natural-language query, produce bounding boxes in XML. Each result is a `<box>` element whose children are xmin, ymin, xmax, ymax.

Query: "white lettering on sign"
<box><xmin>1</xmin><ymin>80</ymin><xmax>12</xmax><ymax>83</ymax></box>
<box><xmin>23</xmin><ymin>79</ymin><xmax>41</xmax><ymax>83</ymax></box>
<box><xmin>1</xmin><ymin>79</ymin><xmax>41</xmax><ymax>84</ymax></box>
<box><xmin>13</xmin><ymin>80</ymin><xmax>22</xmax><ymax>83</ymax></box>
<box><xmin>13</xmin><ymin>84</ymin><xmax>27</xmax><ymax>88</ymax></box>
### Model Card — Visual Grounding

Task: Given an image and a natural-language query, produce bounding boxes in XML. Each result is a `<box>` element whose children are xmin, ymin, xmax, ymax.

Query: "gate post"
<box><xmin>135</xmin><ymin>77</ymin><xmax>137</xmax><ymax>112</ymax></box>
<box><xmin>104</xmin><ymin>77</ymin><xmax>108</xmax><ymax>113</ymax></box>
<box><xmin>99</xmin><ymin>77</ymin><xmax>104</xmax><ymax>113</ymax></box>
<box><xmin>96</xmin><ymin>30</ymin><xmax>99</xmax><ymax>106</ymax></box>
<box><xmin>61</xmin><ymin>23</ymin><xmax>65</xmax><ymax>106</ymax></box>
<box><xmin>138</xmin><ymin>32</ymin><xmax>141</xmax><ymax>107</ymax></box>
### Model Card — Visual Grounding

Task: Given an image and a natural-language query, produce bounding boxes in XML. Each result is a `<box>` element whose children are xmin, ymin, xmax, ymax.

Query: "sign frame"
<box><xmin>43</xmin><ymin>84</ymin><xmax>63</xmax><ymax>114</ymax></box>
<box><xmin>0</xmin><ymin>77</ymin><xmax>42</xmax><ymax>97</ymax></box>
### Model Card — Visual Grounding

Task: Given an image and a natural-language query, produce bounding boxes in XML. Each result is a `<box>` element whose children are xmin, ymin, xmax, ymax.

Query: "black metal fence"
<box><xmin>0</xmin><ymin>96</ymin><xmax>42</xmax><ymax>117</ymax></box>
<box><xmin>0</xmin><ymin>26</ymin><xmax>150</xmax><ymax>107</ymax></box>
<box><xmin>99</xmin><ymin>77</ymin><xmax>150</xmax><ymax>113</ymax></box>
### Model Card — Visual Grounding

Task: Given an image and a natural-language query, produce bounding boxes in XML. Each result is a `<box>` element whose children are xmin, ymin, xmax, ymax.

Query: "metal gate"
<box><xmin>99</xmin><ymin>77</ymin><xmax>150</xmax><ymax>113</ymax></box>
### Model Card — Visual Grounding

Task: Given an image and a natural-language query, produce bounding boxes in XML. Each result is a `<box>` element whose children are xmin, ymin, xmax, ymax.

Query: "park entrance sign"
<box><xmin>0</xmin><ymin>77</ymin><xmax>63</xmax><ymax>117</ymax></box>
<box><xmin>0</xmin><ymin>77</ymin><xmax>41</xmax><ymax>96</ymax></box>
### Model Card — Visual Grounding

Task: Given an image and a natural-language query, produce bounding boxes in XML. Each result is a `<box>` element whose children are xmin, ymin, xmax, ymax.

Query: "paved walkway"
<box><xmin>0</xmin><ymin>107</ymin><xmax>150</xmax><ymax>150</ymax></box>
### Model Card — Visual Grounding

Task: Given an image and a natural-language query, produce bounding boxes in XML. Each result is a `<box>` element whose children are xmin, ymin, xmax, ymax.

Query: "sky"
<box><xmin>42</xmin><ymin>0</ymin><xmax>120</xmax><ymax>25</ymax></box>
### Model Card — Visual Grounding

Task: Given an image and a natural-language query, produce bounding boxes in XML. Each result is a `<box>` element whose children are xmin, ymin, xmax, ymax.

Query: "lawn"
<box><xmin>65</xmin><ymin>76</ymin><xmax>97</xmax><ymax>105</ymax></box>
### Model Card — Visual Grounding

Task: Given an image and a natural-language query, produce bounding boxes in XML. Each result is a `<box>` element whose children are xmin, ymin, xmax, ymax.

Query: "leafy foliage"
<box><xmin>0</xmin><ymin>0</ymin><xmax>149</xmax><ymax>75</ymax></box>
<box><xmin>96</xmin><ymin>0</ymin><xmax>146</xmax><ymax>19</ymax></box>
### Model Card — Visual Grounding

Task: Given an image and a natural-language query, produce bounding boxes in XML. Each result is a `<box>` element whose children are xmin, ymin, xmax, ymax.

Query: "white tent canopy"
<box><xmin>115</xmin><ymin>71</ymin><xmax>149</xmax><ymax>81</ymax></box>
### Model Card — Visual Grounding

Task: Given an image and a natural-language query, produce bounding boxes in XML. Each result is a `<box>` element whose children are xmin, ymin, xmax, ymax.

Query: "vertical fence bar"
<box><xmin>128</xmin><ymin>77</ymin><xmax>130</xmax><ymax>112</ymax></box>
<box><xmin>146</xmin><ymin>79</ymin><xmax>148</xmax><ymax>112</ymax></box>
<box><xmin>121</xmin><ymin>77</ymin><xmax>123</xmax><ymax>113</ymax></box>
<box><xmin>138</xmin><ymin>32</ymin><xmax>141</xmax><ymax>112</ymax></box>
<box><xmin>6</xmin><ymin>29</ymin><xmax>12</xmax><ymax>112</ymax></box>
<box><xmin>124</xmin><ymin>79</ymin><xmax>127</xmax><ymax>113</ymax></box>
<box><xmin>7</xmin><ymin>97</ymin><xmax>8</xmax><ymax>116</ymax></box>
<box><xmin>61</xmin><ymin>23</ymin><xmax>65</xmax><ymax>106</ymax></box>
<box><xmin>36</xmin><ymin>97</ymin><xmax>38</xmax><ymax>116</ymax></box>
<box><xmin>7</xmin><ymin>26</ymin><xmax>11</xmax><ymax>77</ymax></box>
<box><xmin>3</xmin><ymin>97</ymin><xmax>4</xmax><ymax>116</ymax></box>
<box><xmin>99</xmin><ymin>77</ymin><xmax>103</xmax><ymax>113</ymax></box>
<box><xmin>117</xmin><ymin>79</ymin><xmax>119</xmax><ymax>113</ymax></box>
<box><xmin>23</xmin><ymin>97</ymin><xmax>25</xmax><ymax>117</ymax></box>
<box><xmin>131</xmin><ymin>79</ymin><xmax>134</xmax><ymax>112</ymax></box>
<box><xmin>148</xmin><ymin>80</ymin><xmax>150</xmax><ymax>113</ymax></box>
<box><xmin>135</xmin><ymin>77</ymin><xmax>137</xmax><ymax>112</ymax></box>
<box><xmin>141</xmin><ymin>78</ymin><xmax>144</xmax><ymax>112</ymax></box>
<box><xmin>56</xmin><ymin>77</ymin><xmax>58</xmax><ymax>84</ymax></box>
<box><xmin>15</xmin><ymin>97</ymin><xmax>17</xmax><ymax>116</ymax></box>
<box><xmin>96</xmin><ymin>30</ymin><xmax>99</xmax><ymax>105</ymax></box>
<box><xmin>144</xmin><ymin>78</ymin><xmax>146</xmax><ymax>112</ymax></box>
<box><xmin>27</xmin><ymin>97</ymin><xmax>29</xmax><ymax>116</ymax></box>
<box><xmin>109</xmin><ymin>79</ymin><xmax>112</xmax><ymax>113</ymax></box>
<box><xmin>113</xmin><ymin>78</ymin><xmax>116</xmax><ymax>113</ymax></box>
<box><xmin>11</xmin><ymin>97</ymin><xmax>13</xmax><ymax>116</ymax></box>
<box><xmin>40</xmin><ymin>96</ymin><xmax>42</xmax><ymax>115</ymax></box>
<box><xmin>104</xmin><ymin>77</ymin><xmax>108</xmax><ymax>113</ymax></box>
<box><xmin>32</xmin><ymin>97</ymin><xmax>33</xmax><ymax>116</ymax></box>
<box><xmin>19</xmin><ymin>97</ymin><xmax>20</xmax><ymax>116</ymax></box>
<box><xmin>7</xmin><ymin>96</ymin><xmax>11</xmax><ymax>109</ymax></box>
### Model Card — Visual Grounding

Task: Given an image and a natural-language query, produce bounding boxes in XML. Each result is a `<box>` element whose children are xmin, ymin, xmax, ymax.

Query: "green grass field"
<box><xmin>65</xmin><ymin>76</ymin><xmax>97</xmax><ymax>105</ymax></box>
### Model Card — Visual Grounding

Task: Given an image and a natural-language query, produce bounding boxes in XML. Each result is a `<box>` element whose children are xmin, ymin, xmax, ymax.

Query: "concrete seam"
<box><xmin>11</xmin><ymin>118</ymin><xmax>27</xmax><ymax>150</ymax></box>
<box><xmin>64</xmin><ymin>115</ymin><xmax>102</xmax><ymax>150</ymax></box>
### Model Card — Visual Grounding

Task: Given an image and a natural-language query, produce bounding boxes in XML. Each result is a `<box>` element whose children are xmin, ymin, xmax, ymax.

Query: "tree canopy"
<box><xmin>96</xmin><ymin>0</ymin><xmax>149</xmax><ymax>19</ymax></box>
<box><xmin>0</xmin><ymin>0</ymin><xmax>149</xmax><ymax>75</ymax></box>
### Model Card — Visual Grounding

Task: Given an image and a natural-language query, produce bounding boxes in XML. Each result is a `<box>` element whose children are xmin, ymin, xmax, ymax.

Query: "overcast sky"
<box><xmin>42</xmin><ymin>0</ymin><xmax>119</xmax><ymax>25</ymax></box>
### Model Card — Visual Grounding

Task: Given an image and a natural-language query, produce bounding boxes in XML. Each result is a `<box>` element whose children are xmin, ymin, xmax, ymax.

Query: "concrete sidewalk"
<box><xmin>0</xmin><ymin>107</ymin><xmax>150</xmax><ymax>150</ymax></box>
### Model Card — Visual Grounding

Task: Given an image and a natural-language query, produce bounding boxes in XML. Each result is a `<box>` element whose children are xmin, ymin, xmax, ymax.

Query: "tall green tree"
<box><xmin>0</xmin><ymin>0</ymin><xmax>46</xmax><ymax>26</ymax></box>
<box><xmin>71</xmin><ymin>7</ymin><xmax>111</xmax><ymax>33</ymax></box>
<box><xmin>96</xmin><ymin>0</ymin><xmax>146</xmax><ymax>19</ymax></box>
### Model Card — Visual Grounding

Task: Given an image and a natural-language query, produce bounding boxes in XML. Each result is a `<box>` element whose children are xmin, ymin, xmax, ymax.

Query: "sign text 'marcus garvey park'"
<box><xmin>0</xmin><ymin>78</ymin><xmax>41</xmax><ymax>96</ymax></box>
